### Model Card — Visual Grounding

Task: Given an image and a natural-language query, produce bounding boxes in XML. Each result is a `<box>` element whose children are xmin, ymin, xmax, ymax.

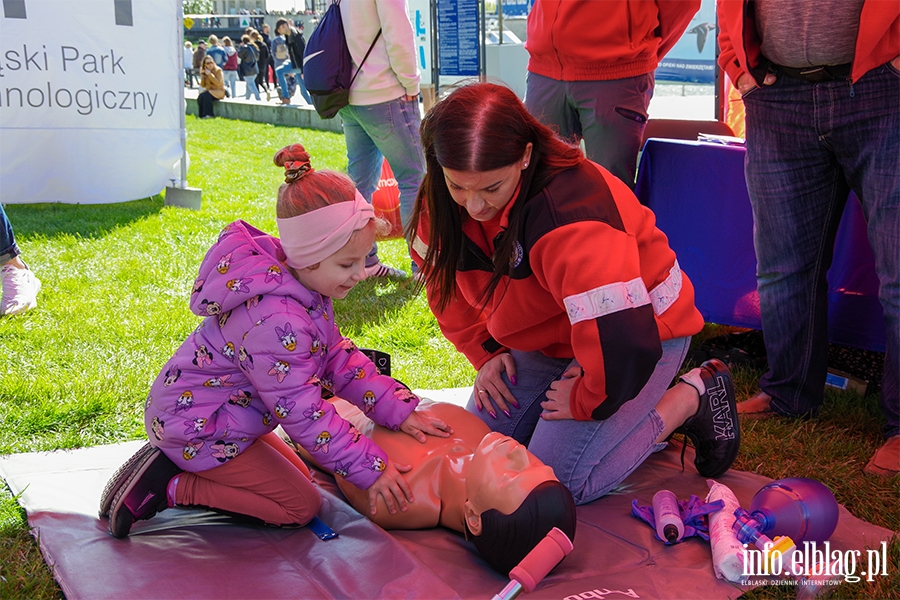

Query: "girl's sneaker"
<box><xmin>0</xmin><ymin>263</ymin><xmax>41</xmax><ymax>316</ymax></box>
<box><xmin>104</xmin><ymin>444</ymin><xmax>182</xmax><ymax>538</ymax></box>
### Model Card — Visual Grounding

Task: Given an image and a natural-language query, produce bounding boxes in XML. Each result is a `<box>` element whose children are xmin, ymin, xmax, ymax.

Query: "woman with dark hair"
<box><xmin>407</xmin><ymin>82</ymin><xmax>742</xmax><ymax>506</ymax></box>
<box><xmin>310</xmin><ymin>399</ymin><xmax>576</xmax><ymax>574</ymax></box>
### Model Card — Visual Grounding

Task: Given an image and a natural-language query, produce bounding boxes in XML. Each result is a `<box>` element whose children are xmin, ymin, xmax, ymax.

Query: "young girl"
<box><xmin>101</xmin><ymin>144</ymin><xmax>451</xmax><ymax>538</ymax></box>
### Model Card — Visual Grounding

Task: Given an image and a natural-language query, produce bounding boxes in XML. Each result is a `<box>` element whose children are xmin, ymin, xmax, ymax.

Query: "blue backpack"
<box><xmin>302</xmin><ymin>0</ymin><xmax>381</xmax><ymax>119</ymax></box>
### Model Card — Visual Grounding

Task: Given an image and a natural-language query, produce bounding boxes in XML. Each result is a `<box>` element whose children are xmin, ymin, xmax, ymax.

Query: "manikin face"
<box><xmin>441</xmin><ymin>143</ymin><xmax>532</xmax><ymax>222</ymax></box>
<box><xmin>465</xmin><ymin>431</ymin><xmax>557</xmax><ymax>518</ymax></box>
<box><xmin>292</xmin><ymin>221</ymin><xmax>375</xmax><ymax>299</ymax></box>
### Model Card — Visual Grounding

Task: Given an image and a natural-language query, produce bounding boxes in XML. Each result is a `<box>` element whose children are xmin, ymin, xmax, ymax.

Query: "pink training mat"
<box><xmin>1</xmin><ymin>432</ymin><xmax>893</xmax><ymax>599</ymax></box>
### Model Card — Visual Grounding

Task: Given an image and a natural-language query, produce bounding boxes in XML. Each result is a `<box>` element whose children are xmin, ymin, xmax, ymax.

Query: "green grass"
<box><xmin>1</xmin><ymin>117</ymin><xmax>897</xmax><ymax>599</ymax></box>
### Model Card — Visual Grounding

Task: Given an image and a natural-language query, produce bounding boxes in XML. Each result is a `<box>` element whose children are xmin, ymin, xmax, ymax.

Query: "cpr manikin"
<box><xmin>300</xmin><ymin>400</ymin><xmax>577</xmax><ymax>573</ymax></box>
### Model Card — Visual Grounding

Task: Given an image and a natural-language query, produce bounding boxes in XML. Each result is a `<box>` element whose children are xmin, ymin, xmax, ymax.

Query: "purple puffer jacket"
<box><xmin>145</xmin><ymin>221</ymin><xmax>419</xmax><ymax>490</ymax></box>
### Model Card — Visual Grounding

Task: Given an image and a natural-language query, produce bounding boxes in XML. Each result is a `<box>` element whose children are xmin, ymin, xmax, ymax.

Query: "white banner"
<box><xmin>0</xmin><ymin>0</ymin><xmax>183</xmax><ymax>204</ymax></box>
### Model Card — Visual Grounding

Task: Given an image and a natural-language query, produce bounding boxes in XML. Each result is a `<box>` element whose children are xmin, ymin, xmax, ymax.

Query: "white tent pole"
<box><xmin>178</xmin><ymin>0</ymin><xmax>188</xmax><ymax>188</ymax></box>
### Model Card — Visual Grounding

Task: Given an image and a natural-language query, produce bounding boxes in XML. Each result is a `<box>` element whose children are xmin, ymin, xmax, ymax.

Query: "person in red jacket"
<box><xmin>718</xmin><ymin>0</ymin><xmax>899</xmax><ymax>476</ymax></box>
<box><xmin>523</xmin><ymin>0</ymin><xmax>700</xmax><ymax>188</ymax></box>
<box><xmin>408</xmin><ymin>83</ymin><xmax>741</xmax><ymax>504</ymax></box>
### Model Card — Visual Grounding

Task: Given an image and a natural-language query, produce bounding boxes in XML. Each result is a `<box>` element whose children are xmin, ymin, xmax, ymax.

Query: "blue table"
<box><xmin>635</xmin><ymin>138</ymin><xmax>885</xmax><ymax>352</ymax></box>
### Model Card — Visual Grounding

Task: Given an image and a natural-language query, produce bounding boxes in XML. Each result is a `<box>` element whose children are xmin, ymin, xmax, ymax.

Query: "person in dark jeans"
<box><xmin>719</xmin><ymin>0</ymin><xmax>899</xmax><ymax>476</ymax></box>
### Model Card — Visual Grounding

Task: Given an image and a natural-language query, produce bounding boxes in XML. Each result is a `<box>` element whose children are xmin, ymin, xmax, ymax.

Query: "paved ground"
<box><xmin>184</xmin><ymin>80</ymin><xmax>716</xmax><ymax>121</ymax></box>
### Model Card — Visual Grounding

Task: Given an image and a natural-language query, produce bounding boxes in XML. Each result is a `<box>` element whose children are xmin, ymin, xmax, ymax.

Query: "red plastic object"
<box><xmin>372</xmin><ymin>159</ymin><xmax>403</xmax><ymax>239</ymax></box>
<box><xmin>508</xmin><ymin>527</ymin><xmax>574</xmax><ymax>593</ymax></box>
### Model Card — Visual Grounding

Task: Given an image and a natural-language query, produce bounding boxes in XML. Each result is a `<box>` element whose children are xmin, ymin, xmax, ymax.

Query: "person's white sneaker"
<box><xmin>364</xmin><ymin>261</ymin><xmax>408</xmax><ymax>280</ymax></box>
<box><xmin>0</xmin><ymin>263</ymin><xmax>41</xmax><ymax>316</ymax></box>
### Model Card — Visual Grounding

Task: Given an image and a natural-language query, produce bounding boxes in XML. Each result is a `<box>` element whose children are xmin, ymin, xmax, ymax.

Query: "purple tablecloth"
<box><xmin>635</xmin><ymin>138</ymin><xmax>885</xmax><ymax>352</ymax></box>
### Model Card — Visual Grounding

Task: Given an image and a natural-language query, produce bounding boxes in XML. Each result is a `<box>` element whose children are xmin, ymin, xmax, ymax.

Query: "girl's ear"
<box><xmin>464</xmin><ymin>500</ymin><xmax>483</xmax><ymax>536</ymax></box>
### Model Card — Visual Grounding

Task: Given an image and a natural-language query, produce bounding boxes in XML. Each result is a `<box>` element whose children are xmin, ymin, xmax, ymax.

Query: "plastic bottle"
<box><xmin>748</xmin><ymin>478</ymin><xmax>839</xmax><ymax>543</ymax></box>
<box><xmin>705</xmin><ymin>480</ymin><xmax>745</xmax><ymax>582</ymax></box>
<box><xmin>652</xmin><ymin>490</ymin><xmax>684</xmax><ymax>543</ymax></box>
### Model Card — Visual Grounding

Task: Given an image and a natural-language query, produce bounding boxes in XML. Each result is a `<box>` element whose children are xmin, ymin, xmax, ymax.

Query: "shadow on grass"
<box><xmin>4</xmin><ymin>195</ymin><xmax>165</xmax><ymax>240</ymax></box>
<box><xmin>336</xmin><ymin>277</ymin><xmax>422</xmax><ymax>329</ymax></box>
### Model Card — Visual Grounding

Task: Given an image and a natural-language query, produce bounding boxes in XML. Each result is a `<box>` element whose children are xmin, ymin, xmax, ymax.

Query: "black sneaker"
<box><xmin>675</xmin><ymin>359</ymin><xmax>740</xmax><ymax>478</ymax></box>
<box><xmin>105</xmin><ymin>444</ymin><xmax>182</xmax><ymax>538</ymax></box>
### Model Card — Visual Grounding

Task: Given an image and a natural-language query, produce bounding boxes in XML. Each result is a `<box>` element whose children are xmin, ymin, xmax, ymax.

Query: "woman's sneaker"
<box><xmin>104</xmin><ymin>443</ymin><xmax>182</xmax><ymax>538</ymax></box>
<box><xmin>675</xmin><ymin>359</ymin><xmax>740</xmax><ymax>478</ymax></box>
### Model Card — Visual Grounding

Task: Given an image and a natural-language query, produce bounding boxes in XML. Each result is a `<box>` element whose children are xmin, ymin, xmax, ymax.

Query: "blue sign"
<box><xmin>496</xmin><ymin>0</ymin><xmax>531</xmax><ymax>17</ymax></box>
<box><xmin>656</xmin><ymin>0</ymin><xmax>716</xmax><ymax>83</ymax></box>
<box><xmin>437</xmin><ymin>0</ymin><xmax>480</xmax><ymax>77</ymax></box>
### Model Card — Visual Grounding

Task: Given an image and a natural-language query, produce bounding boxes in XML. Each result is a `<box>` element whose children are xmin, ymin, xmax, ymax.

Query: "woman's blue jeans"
<box><xmin>743</xmin><ymin>63</ymin><xmax>899</xmax><ymax>437</ymax></box>
<box><xmin>465</xmin><ymin>337</ymin><xmax>691</xmax><ymax>505</ymax></box>
<box><xmin>338</xmin><ymin>96</ymin><xmax>425</xmax><ymax>228</ymax></box>
<box><xmin>0</xmin><ymin>204</ymin><xmax>20</xmax><ymax>264</ymax></box>
<box><xmin>243</xmin><ymin>75</ymin><xmax>260</xmax><ymax>100</ymax></box>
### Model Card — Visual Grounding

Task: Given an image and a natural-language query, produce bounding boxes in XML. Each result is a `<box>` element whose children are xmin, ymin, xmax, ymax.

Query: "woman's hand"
<box><xmin>367</xmin><ymin>461</ymin><xmax>413</xmax><ymax>516</ymax></box>
<box><xmin>473</xmin><ymin>353</ymin><xmax>518</xmax><ymax>419</ymax></box>
<box><xmin>399</xmin><ymin>409</ymin><xmax>453</xmax><ymax>443</ymax></box>
<box><xmin>540</xmin><ymin>364</ymin><xmax>581</xmax><ymax>420</ymax></box>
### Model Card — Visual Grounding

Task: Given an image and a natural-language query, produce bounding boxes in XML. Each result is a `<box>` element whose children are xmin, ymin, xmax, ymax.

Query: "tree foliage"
<box><xmin>184</xmin><ymin>0</ymin><xmax>214</xmax><ymax>15</ymax></box>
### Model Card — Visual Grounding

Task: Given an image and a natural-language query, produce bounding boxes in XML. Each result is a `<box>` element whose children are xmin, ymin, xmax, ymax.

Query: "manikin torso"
<box><xmin>324</xmin><ymin>401</ymin><xmax>491</xmax><ymax>532</ymax></box>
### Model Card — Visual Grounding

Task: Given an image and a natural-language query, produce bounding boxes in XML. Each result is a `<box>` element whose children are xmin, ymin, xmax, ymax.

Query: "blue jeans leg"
<box><xmin>275</xmin><ymin>63</ymin><xmax>292</xmax><ymax>100</ymax></box>
<box><xmin>525</xmin><ymin>72</ymin><xmax>652</xmax><ymax>188</ymax></box>
<box><xmin>744</xmin><ymin>64</ymin><xmax>899</xmax><ymax>434</ymax></box>
<box><xmin>295</xmin><ymin>69</ymin><xmax>312</xmax><ymax>105</ymax></box>
<box><xmin>465</xmin><ymin>338</ymin><xmax>690</xmax><ymax>504</ymax></box>
<box><xmin>223</xmin><ymin>70</ymin><xmax>238</xmax><ymax>99</ymax></box>
<box><xmin>243</xmin><ymin>75</ymin><xmax>260</xmax><ymax>100</ymax></box>
<box><xmin>339</xmin><ymin>97</ymin><xmax>425</xmax><ymax>228</ymax></box>
<box><xmin>0</xmin><ymin>204</ymin><xmax>21</xmax><ymax>264</ymax></box>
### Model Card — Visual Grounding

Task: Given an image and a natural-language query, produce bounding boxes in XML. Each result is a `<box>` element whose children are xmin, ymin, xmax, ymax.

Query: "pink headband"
<box><xmin>277</xmin><ymin>192</ymin><xmax>375</xmax><ymax>270</ymax></box>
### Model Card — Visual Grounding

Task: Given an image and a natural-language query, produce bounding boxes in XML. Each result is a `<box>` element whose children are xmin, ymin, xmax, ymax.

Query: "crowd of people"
<box><xmin>183</xmin><ymin>19</ymin><xmax>312</xmax><ymax>114</ymax></box>
<box><xmin>6</xmin><ymin>0</ymin><xmax>895</xmax><ymax>580</ymax></box>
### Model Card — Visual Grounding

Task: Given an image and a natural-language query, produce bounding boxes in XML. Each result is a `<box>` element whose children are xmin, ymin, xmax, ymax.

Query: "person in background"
<box><xmin>191</xmin><ymin>40</ymin><xmax>207</xmax><ymax>87</ymax></box>
<box><xmin>239</xmin><ymin>34</ymin><xmax>261</xmax><ymax>101</ymax></box>
<box><xmin>261</xmin><ymin>23</ymin><xmax>275</xmax><ymax>99</ymax></box>
<box><xmin>197</xmin><ymin>55</ymin><xmax>225</xmax><ymax>118</ymax></box>
<box><xmin>183</xmin><ymin>41</ymin><xmax>195</xmax><ymax>87</ymax></box>
<box><xmin>271</xmin><ymin>23</ymin><xmax>294</xmax><ymax>105</ymax></box>
<box><xmin>221</xmin><ymin>36</ymin><xmax>239</xmax><ymax>99</ymax></box>
<box><xmin>408</xmin><ymin>83</ymin><xmax>741</xmax><ymax>505</ymax></box>
<box><xmin>523</xmin><ymin>0</ymin><xmax>700</xmax><ymax>188</ymax></box>
<box><xmin>339</xmin><ymin>0</ymin><xmax>425</xmax><ymax>279</ymax></box>
<box><xmin>0</xmin><ymin>204</ymin><xmax>41</xmax><ymax>316</ymax></box>
<box><xmin>99</xmin><ymin>143</ymin><xmax>451</xmax><ymax>539</ymax></box>
<box><xmin>205</xmin><ymin>34</ymin><xmax>226</xmax><ymax>68</ymax></box>
<box><xmin>718</xmin><ymin>0</ymin><xmax>899</xmax><ymax>476</ymax></box>
<box><xmin>250</xmin><ymin>30</ymin><xmax>271</xmax><ymax>101</ymax></box>
<box><xmin>273</xmin><ymin>18</ymin><xmax>313</xmax><ymax>106</ymax></box>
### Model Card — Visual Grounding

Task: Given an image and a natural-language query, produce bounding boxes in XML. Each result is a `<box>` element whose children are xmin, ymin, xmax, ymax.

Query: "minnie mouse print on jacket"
<box><xmin>144</xmin><ymin>220</ymin><xmax>418</xmax><ymax>491</ymax></box>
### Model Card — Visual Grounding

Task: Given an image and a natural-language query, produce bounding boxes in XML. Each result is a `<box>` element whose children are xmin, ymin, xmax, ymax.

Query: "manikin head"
<box><xmin>464</xmin><ymin>432</ymin><xmax>576</xmax><ymax>573</ymax></box>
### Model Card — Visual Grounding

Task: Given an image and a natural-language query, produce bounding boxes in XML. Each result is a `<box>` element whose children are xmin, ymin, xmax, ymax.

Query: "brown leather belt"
<box><xmin>776</xmin><ymin>63</ymin><xmax>852</xmax><ymax>83</ymax></box>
